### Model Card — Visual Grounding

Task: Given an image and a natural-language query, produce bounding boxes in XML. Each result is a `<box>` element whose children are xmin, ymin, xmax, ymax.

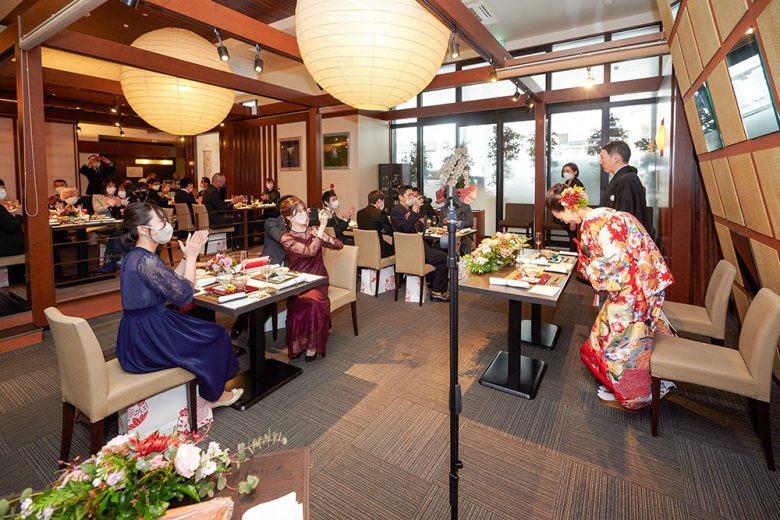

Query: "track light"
<box><xmin>254</xmin><ymin>44</ymin><xmax>264</xmax><ymax>73</ymax></box>
<box><xmin>76</xmin><ymin>122</ymin><xmax>82</xmax><ymax>134</ymax></box>
<box><xmin>214</xmin><ymin>29</ymin><xmax>230</xmax><ymax>62</ymax></box>
<box><xmin>114</xmin><ymin>121</ymin><xmax>120</xmax><ymax>127</ymax></box>
<box><xmin>746</xmin><ymin>26</ymin><xmax>754</xmax><ymax>35</ymax></box>
<box><xmin>119</xmin><ymin>126</ymin><xmax>126</xmax><ymax>137</ymax></box>
<box><xmin>527</xmin><ymin>98</ymin><xmax>535</xmax><ymax>109</ymax></box>
<box><xmin>584</xmin><ymin>66</ymin><xmax>595</xmax><ymax>88</ymax></box>
<box><xmin>450</xmin><ymin>34</ymin><xmax>460</xmax><ymax>59</ymax></box>
<box><xmin>489</xmin><ymin>67</ymin><xmax>498</xmax><ymax>84</ymax></box>
<box><xmin>119</xmin><ymin>0</ymin><xmax>140</xmax><ymax>7</ymax></box>
<box><xmin>512</xmin><ymin>87</ymin><xmax>521</xmax><ymax>102</ymax></box>
<box><xmin>110</xmin><ymin>95</ymin><xmax>119</xmax><ymax>114</ymax></box>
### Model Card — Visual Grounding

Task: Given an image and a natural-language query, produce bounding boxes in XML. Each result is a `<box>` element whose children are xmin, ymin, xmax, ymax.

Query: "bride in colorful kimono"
<box><xmin>545</xmin><ymin>183</ymin><xmax>676</xmax><ymax>410</ymax></box>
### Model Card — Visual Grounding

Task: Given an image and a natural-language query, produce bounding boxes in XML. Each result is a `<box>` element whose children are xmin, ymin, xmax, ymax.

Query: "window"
<box><xmin>422</xmin><ymin>65</ymin><xmax>456</xmax><ymax>106</ymax></box>
<box><xmin>461</xmin><ymin>61</ymin><xmax>515</xmax><ymax>101</ymax></box>
<box><xmin>693</xmin><ymin>83</ymin><xmax>724</xmax><ymax>152</ymax></box>
<box><xmin>392</xmin><ymin>127</ymin><xmax>417</xmax><ymax>167</ymax></box>
<box><xmin>503</xmin><ymin>121</ymin><xmax>536</xmax><ymax>205</ymax></box>
<box><xmin>552</xmin><ymin>36</ymin><xmax>605</xmax><ymax>89</ymax></box>
<box><xmin>549</xmin><ymin>109</ymin><xmax>603</xmax><ymax>204</ymax></box>
<box><xmin>422</xmin><ymin>123</ymin><xmax>456</xmax><ymax>196</ymax></box>
<box><xmin>610</xmin><ymin>104</ymin><xmax>658</xmax><ymax>207</ymax></box>
<box><xmin>611</xmin><ymin>57</ymin><xmax>659</xmax><ymax>82</ymax></box>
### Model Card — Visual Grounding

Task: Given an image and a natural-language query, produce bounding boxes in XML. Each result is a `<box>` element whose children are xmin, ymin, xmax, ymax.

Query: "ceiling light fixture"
<box><xmin>110</xmin><ymin>95</ymin><xmax>119</xmax><ymax>113</ymax></box>
<box><xmin>746</xmin><ymin>26</ymin><xmax>754</xmax><ymax>35</ymax></box>
<box><xmin>527</xmin><ymin>98</ymin><xmax>535</xmax><ymax>109</ymax></box>
<box><xmin>76</xmin><ymin>122</ymin><xmax>82</xmax><ymax>134</ymax></box>
<box><xmin>584</xmin><ymin>66</ymin><xmax>595</xmax><ymax>88</ymax></box>
<box><xmin>254</xmin><ymin>44</ymin><xmax>264</xmax><ymax>73</ymax></box>
<box><xmin>489</xmin><ymin>59</ymin><xmax>498</xmax><ymax>83</ymax></box>
<box><xmin>119</xmin><ymin>0</ymin><xmax>140</xmax><ymax>7</ymax></box>
<box><xmin>214</xmin><ymin>29</ymin><xmax>230</xmax><ymax>62</ymax></box>
<box><xmin>511</xmin><ymin>86</ymin><xmax>521</xmax><ymax>102</ymax></box>
<box><xmin>450</xmin><ymin>33</ymin><xmax>460</xmax><ymax>59</ymax></box>
<box><xmin>119</xmin><ymin>126</ymin><xmax>126</xmax><ymax>137</ymax></box>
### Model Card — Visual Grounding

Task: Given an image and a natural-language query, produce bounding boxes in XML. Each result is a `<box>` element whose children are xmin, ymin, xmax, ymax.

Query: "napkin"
<box><xmin>528</xmin><ymin>285</ymin><xmax>560</xmax><ymax>296</ymax></box>
<box><xmin>195</xmin><ymin>276</ymin><xmax>217</xmax><ymax>288</ymax></box>
<box><xmin>242</xmin><ymin>492</ymin><xmax>303</xmax><ymax>520</ymax></box>
<box><xmin>528</xmin><ymin>258</ymin><xmax>549</xmax><ymax>266</ymax></box>
<box><xmin>558</xmin><ymin>251</ymin><xmax>578</xmax><ymax>257</ymax></box>
<box><xmin>488</xmin><ymin>277</ymin><xmax>529</xmax><ymax>289</ymax></box>
<box><xmin>545</xmin><ymin>264</ymin><xmax>572</xmax><ymax>274</ymax></box>
<box><xmin>216</xmin><ymin>292</ymin><xmax>249</xmax><ymax>303</ymax></box>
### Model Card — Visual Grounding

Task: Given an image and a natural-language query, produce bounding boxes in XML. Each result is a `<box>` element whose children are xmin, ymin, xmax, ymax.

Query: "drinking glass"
<box><xmin>238</xmin><ymin>250</ymin><xmax>248</xmax><ymax>273</ymax></box>
<box><xmin>534</xmin><ymin>231</ymin><xmax>542</xmax><ymax>251</ymax></box>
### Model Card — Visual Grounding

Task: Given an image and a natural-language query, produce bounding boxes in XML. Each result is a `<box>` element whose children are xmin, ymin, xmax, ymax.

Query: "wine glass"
<box><xmin>260</xmin><ymin>265</ymin><xmax>272</xmax><ymax>287</ymax></box>
<box><xmin>237</xmin><ymin>250</ymin><xmax>248</xmax><ymax>274</ymax></box>
<box><xmin>534</xmin><ymin>231</ymin><xmax>542</xmax><ymax>252</ymax></box>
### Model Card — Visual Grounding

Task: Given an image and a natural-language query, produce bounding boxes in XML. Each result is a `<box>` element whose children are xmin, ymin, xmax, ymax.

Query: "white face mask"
<box><xmin>151</xmin><ymin>184</ymin><xmax>161</xmax><ymax>191</ymax></box>
<box><xmin>118</xmin><ymin>190</ymin><xmax>126</xmax><ymax>199</ymax></box>
<box><xmin>405</xmin><ymin>197</ymin><xmax>414</xmax><ymax>207</ymax></box>
<box><xmin>329</xmin><ymin>199</ymin><xmax>340</xmax><ymax>209</ymax></box>
<box><xmin>293</xmin><ymin>211</ymin><xmax>308</xmax><ymax>226</ymax></box>
<box><xmin>66</xmin><ymin>196</ymin><xmax>78</xmax><ymax>205</ymax></box>
<box><xmin>55</xmin><ymin>186</ymin><xmax>65</xmax><ymax>194</ymax></box>
<box><xmin>146</xmin><ymin>222</ymin><xmax>173</xmax><ymax>244</ymax></box>
<box><xmin>563</xmin><ymin>172</ymin><xmax>573</xmax><ymax>181</ymax></box>
<box><xmin>0</xmin><ymin>188</ymin><xmax>6</xmax><ymax>201</ymax></box>
<box><xmin>106</xmin><ymin>187</ymin><xmax>116</xmax><ymax>195</ymax></box>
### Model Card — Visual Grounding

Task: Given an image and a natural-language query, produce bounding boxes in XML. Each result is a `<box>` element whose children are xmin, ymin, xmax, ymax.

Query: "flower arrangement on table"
<box><xmin>204</xmin><ymin>253</ymin><xmax>239</xmax><ymax>276</ymax></box>
<box><xmin>0</xmin><ymin>430</ymin><xmax>286</xmax><ymax>520</ymax></box>
<box><xmin>462</xmin><ymin>232</ymin><xmax>529</xmax><ymax>274</ymax></box>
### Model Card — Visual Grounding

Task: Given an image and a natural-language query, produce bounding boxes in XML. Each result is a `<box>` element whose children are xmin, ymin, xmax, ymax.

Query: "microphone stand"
<box><xmin>444</xmin><ymin>185</ymin><xmax>462</xmax><ymax>519</ymax></box>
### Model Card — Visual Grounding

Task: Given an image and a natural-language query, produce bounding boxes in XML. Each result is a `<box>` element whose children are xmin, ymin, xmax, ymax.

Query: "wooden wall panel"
<box><xmin>756</xmin><ymin>1</ymin><xmax>780</xmax><ymax>95</ymax></box>
<box><xmin>657</xmin><ymin>0</ymin><xmax>674</xmax><ymax>39</ymax></box>
<box><xmin>688</xmin><ymin>0</ymin><xmax>722</xmax><ymax>65</ymax></box>
<box><xmin>670</xmin><ymin>39</ymin><xmax>691</xmax><ymax>92</ymax></box>
<box><xmin>706</xmin><ymin>62</ymin><xmax>747</xmax><ymax>145</ymax></box>
<box><xmin>711</xmin><ymin>158</ymin><xmax>745</xmax><ymax>225</ymax></box>
<box><xmin>726</xmin><ymin>153</ymin><xmax>772</xmax><ymax>236</ymax></box>
<box><xmin>677</xmin><ymin>8</ymin><xmax>704</xmax><ymax>80</ymax></box>
<box><xmin>751</xmin><ymin>239</ymin><xmax>780</xmax><ymax>294</ymax></box>
<box><xmin>683</xmin><ymin>98</ymin><xmax>709</xmax><ymax>154</ymax></box>
<box><xmin>732</xmin><ymin>286</ymin><xmax>750</xmax><ymax>322</ymax></box>
<box><xmin>715</xmin><ymin>222</ymin><xmax>744</xmax><ymax>286</ymax></box>
<box><xmin>698</xmin><ymin>160</ymin><xmax>726</xmax><ymax>218</ymax></box>
<box><xmin>710</xmin><ymin>0</ymin><xmax>749</xmax><ymax>38</ymax></box>
<box><xmin>752</xmin><ymin>147</ymin><xmax>780</xmax><ymax>239</ymax></box>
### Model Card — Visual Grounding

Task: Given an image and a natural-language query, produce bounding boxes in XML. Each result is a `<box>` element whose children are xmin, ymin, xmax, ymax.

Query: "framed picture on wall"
<box><xmin>323</xmin><ymin>132</ymin><xmax>350</xmax><ymax>169</ymax></box>
<box><xmin>279</xmin><ymin>137</ymin><xmax>302</xmax><ymax>170</ymax></box>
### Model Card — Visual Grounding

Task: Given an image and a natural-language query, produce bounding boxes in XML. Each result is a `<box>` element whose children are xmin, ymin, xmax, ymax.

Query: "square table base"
<box><xmin>479</xmin><ymin>351</ymin><xmax>547</xmax><ymax>399</ymax></box>
<box><xmin>225</xmin><ymin>359</ymin><xmax>302</xmax><ymax>411</ymax></box>
<box><xmin>520</xmin><ymin>320</ymin><xmax>561</xmax><ymax>349</ymax></box>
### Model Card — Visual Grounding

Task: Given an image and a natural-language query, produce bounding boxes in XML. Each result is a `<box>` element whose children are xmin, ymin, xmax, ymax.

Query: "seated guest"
<box><xmin>321</xmin><ymin>187</ymin><xmax>355</xmax><ymax>242</ymax></box>
<box><xmin>174</xmin><ymin>177</ymin><xmax>198</xmax><ymax>211</ymax></box>
<box><xmin>132</xmin><ymin>181</ymin><xmax>149</xmax><ymax>204</ymax></box>
<box><xmin>49</xmin><ymin>179</ymin><xmax>68</xmax><ymax>209</ymax></box>
<box><xmin>391</xmin><ymin>185</ymin><xmax>449</xmax><ymax>302</ymax></box>
<box><xmin>279</xmin><ymin>196</ymin><xmax>343</xmax><ymax>362</ymax></box>
<box><xmin>452</xmin><ymin>194</ymin><xmax>474</xmax><ymax>255</ymax></box>
<box><xmin>116</xmin><ymin>203</ymin><xmax>242</xmax><ymax>407</ymax></box>
<box><xmin>146</xmin><ymin>178</ymin><xmax>171</xmax><ymax>208</ymax></box>
<box><xmin>56</xmin><ymin>187</ymin><xmax>93</xmax><ymax>216</ymax></box>
<box><xmin>92</xmin><ymin>180</ymin><xmax>122</xmax><ymax>218</ymax></box>
<box><xmin>202</xmin><ymin>173</ymin><xmax>244</xmax><ymax>248</ymax></box>
<box><xmin>411</xmin><ymin>187</ymin><xmax>437</xmax><ymax>225</ymax></box>
<box><xmin>356</xmin><ymin>189</ymin><xmax>394</xmax><ymax>258</ymax></box>
<box><xmin>261</xmin><ymin>178</ymin><xmax>281</xmax><ymax>218</ymax></box>
<box><xmin>197</xmin><ymin>177</ymin><xmax>210</xmax><ymax>200</ymax></box>
<box><xmin>0</xmin><ymin>180</ymin><xmax>25</xmax><ymax>284</ymax></box>
<box><xmin>117</xmin><ymin>180</ymin><xmax>136</xmax><ymax>209</ymax></box>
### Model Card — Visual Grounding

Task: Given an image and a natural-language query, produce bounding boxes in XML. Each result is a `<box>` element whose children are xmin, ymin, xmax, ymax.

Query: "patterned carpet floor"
<box><xmin>1</xmin><ymin>279</ymin><xmax>780</xmax><ymax>519</ymax></box>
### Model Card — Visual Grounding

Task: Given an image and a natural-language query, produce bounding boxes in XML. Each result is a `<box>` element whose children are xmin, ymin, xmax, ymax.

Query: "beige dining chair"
<box><xmin>663</xmin><ymin>260</ymin><xmax>737</xmax><ymax>345</ymax></box>
<box><xmin>393</xmin><ymin>232</ymin><xmax>434</xmax><ymax>306</ymax></box>
<box><xmin>352</xmin><ymin>229</ymin><xmax>395</xmax><ymax>298</ymax></box>
<box><xmin>160</xmin><ymin>206</ymin><xmax>176</xmax><ymax>264</ymax></box>
<box><xmin>323</xmin><ymin>245</ymin><xmax>359</xmax><ymax>336</ymax></box>
<box><xmin>174</xmin><ymin>203</ymin><xmax>195</xmax><ymax>233</ymax></box>
<box><xmin>45</xmin><ymin>307</ymin><xmax>198</xmax><ymax>464</ymax></box>
<box><xmin>650</xmin><ymin>288</ymin><xmax>780</xmax><ymax>470</ymax></box>
<box><xmin>192</xmin><ymin>203</ymin><xmax>235</xmax><ymax>251</ymax></box>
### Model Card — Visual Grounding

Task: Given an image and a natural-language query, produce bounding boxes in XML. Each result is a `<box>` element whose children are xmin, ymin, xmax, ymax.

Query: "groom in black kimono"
<box><xmin>600</xmin><ymin>140</ymin><xmax>655</xmax><ymax>238</ymax></box>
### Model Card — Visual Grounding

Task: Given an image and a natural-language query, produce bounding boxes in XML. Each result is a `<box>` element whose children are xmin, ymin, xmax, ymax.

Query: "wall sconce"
<box><xmin>655</xmin><ymin>118</ymin><xmax>667</xmax><ymax>157</ymax></box>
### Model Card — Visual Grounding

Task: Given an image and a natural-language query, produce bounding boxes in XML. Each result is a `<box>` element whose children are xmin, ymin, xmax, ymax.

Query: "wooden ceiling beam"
<box><xmin>143</xmin><ymin>0</ymin><xmax>301</xmax><ymax>62</ymax></box>
<box><xmin>44</xmin><ymin>30</ymin><xmax>336</xmax><ymax>106</ymax></box>
<box><xmin>540</xmin><ymin>76</ymin><xmax>663</xmax><ymax>104</ymax></box>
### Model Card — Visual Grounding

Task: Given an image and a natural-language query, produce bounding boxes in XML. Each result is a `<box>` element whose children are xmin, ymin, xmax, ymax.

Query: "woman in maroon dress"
<box><xmin>279</xmin><ymin>196</ymin><xmax>343</xmax><ymax>362</ymax></box>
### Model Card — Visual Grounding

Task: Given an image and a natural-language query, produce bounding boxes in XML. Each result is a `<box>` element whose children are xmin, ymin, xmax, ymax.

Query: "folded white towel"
<box><xmin>488</xmin><ymin>277</ymin><xmax>529</xmax><ymax>289</ymax></box>
<box><xmin>195</xmin><ymin>276</ymin><xmax>217</xmax><ymax>288</ymax></box>
<box><xmin>528</xmin><ymin>285</ymin><xmax>559</xmax><ymax>296</ymax></box>
<box><xmin>216</xmin><ymin>292</ymin><xmax>248</xmax><ymax>303</ymax></box>
<box><xmin>545</xmin><ymin>264</ymin><xmax>572</xmax><ymax>274</ymax></box>
<box><xmin>529</xmin><ymin>258</ymin><xmax>549</xmax><ymax>266</ymax></box>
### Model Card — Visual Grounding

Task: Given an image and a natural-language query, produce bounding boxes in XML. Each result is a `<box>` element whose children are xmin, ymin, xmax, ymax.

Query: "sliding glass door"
<box><xmin>458</xmin><ymin>124</ymin><xmax>497</xmax><ymax>235</ymax></box>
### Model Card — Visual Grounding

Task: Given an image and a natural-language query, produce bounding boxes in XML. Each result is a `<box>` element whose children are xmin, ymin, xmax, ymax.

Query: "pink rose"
<box><xmin>173</xmin><ymin>443</ymin><xmax>202</xmax><ymax>478</ymax></box>
<box><xmin>149</xmin><ymin>454</ymin><xmax>169</xmax><ymax>471</ymax></box>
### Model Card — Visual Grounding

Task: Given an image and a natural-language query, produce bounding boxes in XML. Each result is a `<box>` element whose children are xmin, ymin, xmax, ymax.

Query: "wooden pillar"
<box><xmin>15</xmin><ymin>40</ymin><xmax>54</xmax><ymax>326</ymax></box>
<box><xmin>534</xmin><ymin>101</ymin><xmax>546</xmax><ymax>246</ymax></box>
<box><xmin>306</xmin><ymin>108</ymin><xmax>322</xmax><ymax>207</ymax></box>
<box><xmin>184</xmin><ymin>136</ymin><xmax>196</xmax><ymax>180</ymax></box>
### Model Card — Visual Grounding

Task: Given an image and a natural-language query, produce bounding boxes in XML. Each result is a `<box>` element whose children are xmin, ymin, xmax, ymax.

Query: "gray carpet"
<box><xmin>2</xmin><ymin>280</ymin><xmax>780</xmax><ymax>519</ymax></box>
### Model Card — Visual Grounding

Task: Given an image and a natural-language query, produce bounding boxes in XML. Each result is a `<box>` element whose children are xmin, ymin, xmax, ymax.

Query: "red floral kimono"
<box><xmin>280</xmin><ymin>229</ymin><xmax>343</xmax><ymax>358</ymax></box>
<box><xmin>578</xmin><ymin>207</ymin><xmax>675</xmax><ymax>410</ymax></box>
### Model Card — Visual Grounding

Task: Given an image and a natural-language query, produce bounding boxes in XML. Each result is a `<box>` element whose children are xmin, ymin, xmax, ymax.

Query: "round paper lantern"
<box><xmin>119</xmin><ymin>28</ymin><xmax>235</xmax><ymax>135</ymax></box>
<box><xmin>295</xmin><ymin>0</ymin><xmax>450</xmax><ymax>110</ymax></box>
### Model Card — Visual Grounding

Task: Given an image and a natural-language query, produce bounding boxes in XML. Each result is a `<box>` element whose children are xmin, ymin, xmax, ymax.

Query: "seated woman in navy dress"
<box><xmin>116</xmin><ymin>203</ymin><xmax>242</xmax><ymax>407</ymax></box>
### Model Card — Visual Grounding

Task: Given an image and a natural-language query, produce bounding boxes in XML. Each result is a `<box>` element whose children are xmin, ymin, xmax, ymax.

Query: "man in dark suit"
<box><xmin>79</xmin><ymin>155</ymin><xmax>115</xmax><ymax>196</ymax></box>
<box><xmin>202</xmin><ymin>172</ymin><xmax>245</xmax><ymax>248</ymax></box>
<box><xmin>356</xmin><ymin>189</ymin><xmax>395</xmax><ymax>258</ymax></box>
<box><xmin>600</xmin><ymin>140</ymin><xmax>654</xmax><ymax>237</ymax></box>
<box><xmin>174</xmin><ymin>177</ymin><xmax>198</xmax><ymax>211</ymax></box>
<box><xmin>390</xmin><ymin>185</ymin><xmax>448</xmax><ymax>302</ymax></box>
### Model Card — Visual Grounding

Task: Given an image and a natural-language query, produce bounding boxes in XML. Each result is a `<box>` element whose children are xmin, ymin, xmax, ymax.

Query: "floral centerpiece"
<box><xmin>0</xmin><ymin>431</ymin><xmax>286</xmax><ymax>520</ymax></box>
<box><xmin>204</xmin><ymin>253</ymin><xmax>239</xmax><ymax>276</ymax></box>
<box><xmin>462</xmin><ymin>232</ymin><xmax>528</xmax><ymax>274</ymax></box>
<box><xmin>435</xmin><ymin>147</ymin><xmax>478</xmax><ymax>207</ymax></box>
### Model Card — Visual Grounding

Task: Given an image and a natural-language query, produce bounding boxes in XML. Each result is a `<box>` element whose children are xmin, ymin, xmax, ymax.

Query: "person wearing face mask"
<box><xmin>279</xmin><ymin>196</ymin><xmax>343</xmax><ymax>362</ymax></box>
<box><xmin>174</xmin><ymin>177</ymin><xmax>198</xmax><ymax>211</ymax></box>
<box><xmin>93</xmin><ymin>180</ymin><xmax>123</xmax><ymax>218</ymax></box>
<box><xmin>202</xmin><ymin>173</ymin><xmax>245</xmax><ymax>249</ymax></box>
<box><xmin>321</xmin><ymin>187</ymin><xmax>355</xmax><ymax>242</ymax></box>
<box><xmin>79</xmin><ymin>155</ymin><xmax>115</xmax><ymax>196</ymax></box>
<box><xmin>145</xmin><ymin>178</ymin><xmax>171</xmax><ymax>208</ymax></box>
<box><xmin>390</xmin><ymin>185</ymin><xmax>449</xmax><ymax>302</ymax></box>
<box><xmin>356</xmin><ymin>189</ymin><xmax>395</xmax><ymax>258</ymax></box>
<box><xmin>197</xmin><ymin>177</ymin><xmax>210</xmax><ymax>200</ymax></box>
<box><xmin>600</xmin><ymin>141</ymin><xmax>654</xmax><ymax>238</ymax></box>
<box><xmin>115</xmin><ymin>203</ymin><xmax>243</xmax><ymax>408</ymax></box>
<box><xmin>0</xmin><ymin>180</ymin><xmax>26</xmax><ymax>284</ymax></box>
<box><xmin>561</xmin><ymin>163</ymin><xmax>586</xmax><ymax>252</ymax></box>
<box><xmin>57</xmin><ymin>187</ymin><xmax>93</xmax><ymax>216</ymax></box>
<box><xmin>261</xmin><ymin>178</ymin><xmax>281</xmax><ymax>218</ymax></box>
<box><xmin>49</xmin><ymin>179</ymin><xmax>68</xmax><ymax>209</ymax></box>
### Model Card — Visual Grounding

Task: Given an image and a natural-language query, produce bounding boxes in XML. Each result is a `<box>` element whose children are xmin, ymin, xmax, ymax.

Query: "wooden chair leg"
<box><xmin>651</xmin><ymin>376</ymin><xmax>660</xmax><ymax>437</ymax></box>
<box><xmin>747</xmin><ymin>397</ymin><xmax>759</xmax><ymax>434</ymax></box>
<box><xmin>350</xmin><ymin>300</ymin><xmax>358</xmax><ymax>336</ymax></box>
<box><xmin>755</xmin><ymin>400</ymin><xmax>775</xmax><ymax>471</ymax></box>
<box><xmin>59</xmin><ymin>402</ymin><xmax>76</xmax><ymax>466</ymax></box>
<box><xmin>394</xmin><ymin>273</ymin><xmax>400</xmax><ymax>302</ymax></box>
<box><xmin>374</xmin><ymin>269</ymin><xmax>380</xmax><ymax>298</ymax></box>
<box><xmin>187</xmin><ymin>380</ymin><xmax>198</xmax><ymax>434</ymax></box>
<box><xmin>271</xmin><ymin>304</ymin><xmax>278</xmax><ymax>341</ymax></box>
<box><xmin>89</xmin><ymin>418</ymin><xmax>105</xmax><ymax>456</ymax></box>
<box><xmin>419</xmin><ymin>276</ymin><xmax>424</xmax><ymax>307</ymax></box>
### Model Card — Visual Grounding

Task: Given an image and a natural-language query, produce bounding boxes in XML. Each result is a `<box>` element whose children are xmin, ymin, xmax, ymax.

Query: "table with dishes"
<box><xmin>49</xmin><ymin>213</ymin><xmax>121</xmax><ymax>280</ymax></box>
<box><xmin>191</xmin><ymin>259</ymin><xmax>326</xmax><ymax>410</ymax></box>
<box><xmin>459</xmin><ymin>249</ymin><xmax>577</xmax><ymax>399</ymax></box>
<box><xmin>229</xmin><ymin>201</ymin><xmax>277</xmax><ymax>249</ymax></box>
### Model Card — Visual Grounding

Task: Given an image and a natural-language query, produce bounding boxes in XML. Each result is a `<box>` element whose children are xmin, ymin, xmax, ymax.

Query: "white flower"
<box><xmin>199</xmin><ymin>460</ymin><xmax>217</xmax><ymax>478</ymax></box>
<box><xmin>173</xmin><ymin>443</ymin><xmax>202</xmax><ymax>479</ymax></box>
<box><xmin>106</xmin><ymin>470</ymin><xmax>125</xmax><ymax>489</ymax></box>
<box><xmin>39</xmin><ymin>507</ymin><xmax>54</xmax><ymax>520</ymax></box>
<box><xmin>475</xmin><ymin>256</ymin><xmax>488</xmax><ymax>265</ymax></box>
<box><xmin>92</xmin><ymin>478</ymin><xmax>101</xmax><ymax>488</ymax></box>
<box><xmin>206</xmin><ymin>442</ymin><xmax>223</xmax><ymax>458</ymax></box>
<box><xmin>102</xmin><ymin>434</ymin><xmax>130</xmax><ymax>453</ymax></box>
<box><xmin>481</xmin><ymin>245</ymin><xmax>491</xmax><ymax>254</ymax></box>
<box><xmin>20</xmin><ymin>498</ymin><xmax>33</xmax><ymax>519</ymax></box>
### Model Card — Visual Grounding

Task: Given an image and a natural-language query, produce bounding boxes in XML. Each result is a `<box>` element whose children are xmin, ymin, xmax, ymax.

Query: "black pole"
<box><xmin>445</xmin><ymin>185</ymin><xmax>462</xmax><ymax>519</ymax></box>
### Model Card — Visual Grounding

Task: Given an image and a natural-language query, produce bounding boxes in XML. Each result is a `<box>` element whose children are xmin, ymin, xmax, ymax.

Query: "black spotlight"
<box><xmin>254</xmin><ymin>44</ymin><xmax>264</xmax><ymax>73</ymax></box>
<box><xmin>119</xmin><ymin>0</ymin><xmax>141</xmax><ymax>8</ymax></box>
<box><xmin>214</xmin><ymin>29</ymin><xmax>230</xmax><ymax>62</ymax></box>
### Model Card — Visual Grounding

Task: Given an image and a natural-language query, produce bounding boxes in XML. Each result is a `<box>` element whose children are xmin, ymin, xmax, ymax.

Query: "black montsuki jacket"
<box><xmin>603</xmin><ymin>165</ymin><xmax>654</xmax><ymax>237</ymax></box>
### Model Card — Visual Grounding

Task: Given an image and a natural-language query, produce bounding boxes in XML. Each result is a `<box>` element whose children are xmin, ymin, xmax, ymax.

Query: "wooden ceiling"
<box><xmin>213</xmin><ymin>0</ymin><xmax>296</xmax><ymax>24</ymax></box>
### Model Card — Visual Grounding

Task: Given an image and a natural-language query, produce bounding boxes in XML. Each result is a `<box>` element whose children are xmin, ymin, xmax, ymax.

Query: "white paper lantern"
<box><xmin>119</xmin><ymin>28</ymin><xmax>235</xmax><ymax>135</ymax></box>
<box><xmin>295</xmin><ymin>0</ymin><xmax>450</xmax><ymax>110</ymax></box>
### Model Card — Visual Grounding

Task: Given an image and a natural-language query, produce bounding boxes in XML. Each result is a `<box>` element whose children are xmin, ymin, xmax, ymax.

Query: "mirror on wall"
<box><xmin>670</xmin><ymin>0</ymin><xmax>681</xmax><ymax>21</ymax></box>
<box><xmin>726</xmin><ymin>33</ymin><xmax>780</xmax><ymax>139</ymax></box>
<box><xmin>693</xmin><ymin>83</ymin><xmax>724</xmax><ymax>152</ymax></box>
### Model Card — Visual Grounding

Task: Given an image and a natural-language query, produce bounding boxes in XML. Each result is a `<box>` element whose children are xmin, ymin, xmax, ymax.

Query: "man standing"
<box><xmin>79</xmin><ymin>155</ymin><xmax>115</xmax><ymax>196</ymax></box>
<box><xmin>600</xmin><ymin>140</ymin><xmax>654</xmax><ymax>236</ymax></box>
<box><xmin>391</xmin><ymin>185</ymin><xmax>448</xmax><ymax>302</ymax></box>
<box><xmin>356</xmin><ymin>189</ymin><xmax>395</xmax><ymax>258</ymax></box>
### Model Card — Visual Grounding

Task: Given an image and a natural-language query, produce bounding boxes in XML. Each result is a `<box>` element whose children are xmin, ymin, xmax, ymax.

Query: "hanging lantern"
<box><xmin>119</xmin><ymin>28</ymin><xmax>235</xmax><ymax>135</ymax></box>
<box><xmin>655</xmin><ymin>118</ymin><xmax>667</xmax><ymax>157</ymax></box>
<box><xmin>295</xmin><ymin>0</ymin><xmax>450</xmax><ymax>110</ymax></box>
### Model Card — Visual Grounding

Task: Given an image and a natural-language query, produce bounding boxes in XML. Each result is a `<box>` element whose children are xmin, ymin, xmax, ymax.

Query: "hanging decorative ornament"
<box><xmin>119</xmin><ymin>28</ymin><xmax>235</xmax><ymax>135</ymax></box>
<box><xmin>295</xmin><ymin>0</ymin><xmax>450</xmax><ymax>110</ymax></box>
<box><xmin>655</xmin><ymin>118</ymin><xmax>667</xmax><ymax>157</ymax></box>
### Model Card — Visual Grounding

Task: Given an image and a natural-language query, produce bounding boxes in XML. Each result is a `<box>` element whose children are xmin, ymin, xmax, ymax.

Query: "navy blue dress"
<box><xmin>116</xmin><ymin>247</ymin><xmax>237</xmax><ymax>401</ymax></box>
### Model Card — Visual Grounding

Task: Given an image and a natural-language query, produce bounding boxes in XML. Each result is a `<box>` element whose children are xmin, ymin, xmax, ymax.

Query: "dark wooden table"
<box><xmin>192</xmin><ymin>273</ymin><xmax>326</xmax><ymax>410</ymax></box>
<box><xmin>215</xmin><ymin>448</ymin><xmax>309</xmax><ymax>520</ymax></box>
<box><xmin>459</xmin><ymin>252</ymin><xmax>575</xmax><ymax>399</ymax></box>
